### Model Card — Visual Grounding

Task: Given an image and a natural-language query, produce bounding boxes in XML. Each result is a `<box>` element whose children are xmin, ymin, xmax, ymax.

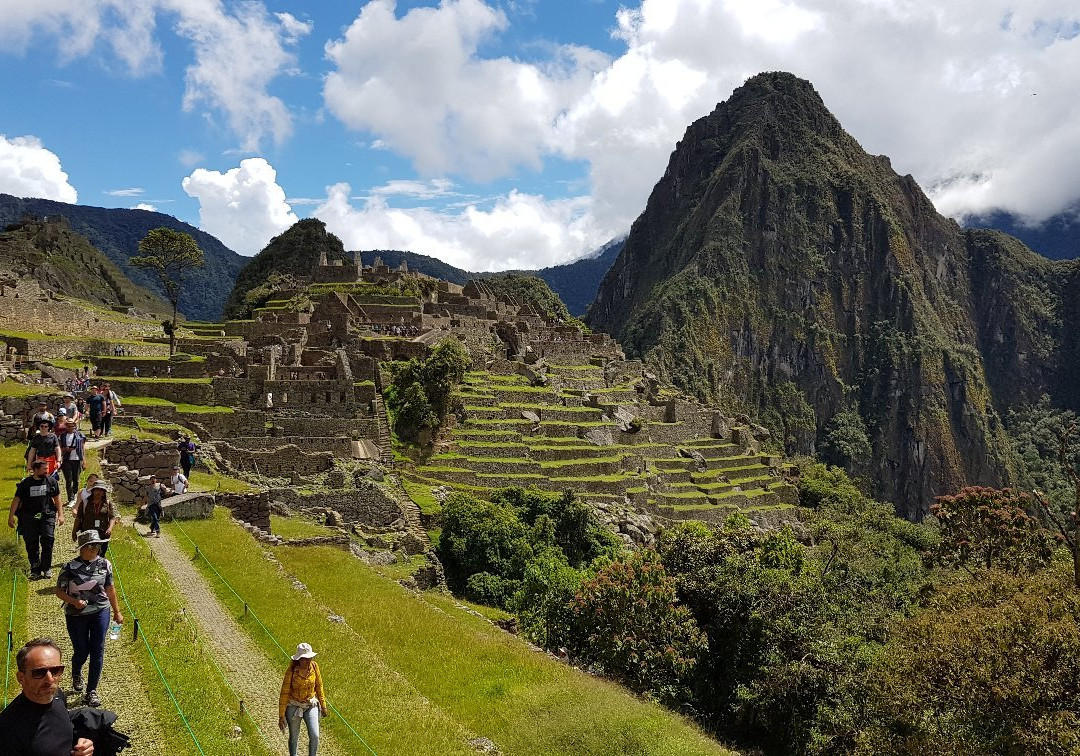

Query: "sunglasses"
<box><xmin>28</xmin><ymin>665</ymin><xmax>65</xmax><ymax>679</ymax></box>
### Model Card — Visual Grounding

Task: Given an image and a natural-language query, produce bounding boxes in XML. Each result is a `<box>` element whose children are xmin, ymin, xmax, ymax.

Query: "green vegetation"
<box><xmin>123</xmin><ymin>396</ymin><xmax>232</xmax><ymax>414</ymax></box>
<box><xmin>385</xmin><ymin>337</ymin><xmax>470</xmax><ymax>442</ymax></box>
<box><xmin>0</xmin><ymin>380</ymin><xmax>44</xmax><ymax>398</ymax></box>
<box><xmin>475</xmin><ymin>274</ymin><xmax>589</xmax><ymax>331</ymax></box>
<box><xmin>131</xmin><ymin>227</ymin><xmax>206</xmax><ymax>355</ymax></box>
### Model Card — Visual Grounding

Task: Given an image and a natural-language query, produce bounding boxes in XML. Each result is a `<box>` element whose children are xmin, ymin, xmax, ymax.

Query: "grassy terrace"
<box><xmin>178</xmin><ymin>512</ymin><xmax>732</xmax><ymax>756</ymax></box>
<box><xmin>122</xmin><ymin>396</ymin><xmax>233</xmax><ymax>413</ymax></box>
<box><xmin>0</xmin><ymin>379</ymin><xmax>47</xmax><ymax>398</ymax></box>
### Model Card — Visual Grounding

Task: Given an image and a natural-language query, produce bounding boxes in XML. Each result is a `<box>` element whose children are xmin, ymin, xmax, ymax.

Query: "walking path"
<box><xmin>138</xmin><ymin>520</ymin><xmax>348</xmax><ymax>756</ymax></box>
<box><xmin>24</xmin><ymin>565</ymin><xmax>169</xmax><ymax>754</ymax></box>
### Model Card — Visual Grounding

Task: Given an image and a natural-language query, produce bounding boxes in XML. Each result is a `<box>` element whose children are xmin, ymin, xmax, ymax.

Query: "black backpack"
<box><xmin>70</xmin><ymin>707</ymin><xmax>131</xmax><ymax>755</ymax></box>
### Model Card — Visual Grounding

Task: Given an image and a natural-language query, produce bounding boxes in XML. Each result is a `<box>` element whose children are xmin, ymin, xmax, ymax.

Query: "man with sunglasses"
<box><xmin>9</xmin><ymin>459</ymin><xmax>65</xmax><ymax>580</ymax></box>
<box><xmin>0</xmin><ymin>637</ymin><xmax>94</xmax><ymax>754</ymax></box>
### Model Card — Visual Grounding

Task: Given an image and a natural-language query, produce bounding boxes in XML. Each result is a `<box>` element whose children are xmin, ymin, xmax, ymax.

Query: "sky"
<box><xmin>0</xmin><ymin>1</ymin><xmax>1078</xmax><ymax>269</ymax></box>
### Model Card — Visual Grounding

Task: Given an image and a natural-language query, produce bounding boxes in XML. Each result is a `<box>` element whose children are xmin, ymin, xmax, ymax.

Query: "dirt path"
<box><xmin>139</xmin><ymin>521</ymin><xmax>348</xmax><ymax>756</ymax></box>
<box><xmin>25</xmin><ymin>567</ymin><xmax>170</xmax><ymax>755</ymax></box>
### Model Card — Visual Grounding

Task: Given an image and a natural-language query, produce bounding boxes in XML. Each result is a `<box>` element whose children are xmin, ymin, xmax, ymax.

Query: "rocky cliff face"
<box><xmin>587</xmin><ymin>72</ymin><xmax>1079</xmax><ymax>519</ymax></box>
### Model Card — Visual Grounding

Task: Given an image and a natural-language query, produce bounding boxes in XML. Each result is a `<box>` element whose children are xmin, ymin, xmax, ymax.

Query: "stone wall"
<box><xmin>270</xmin><ymin>482</ymin><xmax>405</xmax><ymax>527</ymax></box>
<box><xmin>215</xmin><ymin>441</ymin><xmax>333</xmax><ymax>477</ymax></box>
<box><xmin>217</xmin><ymin>491</ymin><xmax>272</xmax><ymax>531</ymax></box>
<box><xmin>105</xmin><ymin>378</ymin><xmax>215</xmax><ymax>405</ymax></box>
<box><xmin>3</xmin><ymin>336</ymin><xmax>171</xmax><ymax>361</ymax></box>
<box><xmin>103</xmin><ymin>440</ymin><xmax>180</xmax><ymax>481</ymax></box>
<box><xmin>0</xmin><ymin>279</ymin><xmax>160</xmax><ymax>343</ymax></box>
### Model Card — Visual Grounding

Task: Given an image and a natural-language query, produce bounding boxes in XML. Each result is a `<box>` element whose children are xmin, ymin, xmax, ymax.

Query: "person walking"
<box><xmin>279</xmin><ymin>643</ymin><xmax>327</xmax><ymax>756</ymax></box>
<box><xmin>86</xmin><ymin>386</ymin><xmax>105</xmax><ymax>440</ymax></box>
<box><xmin>70</xmin><ymin>473</ymin><xmax>100</xmax><ymax>511</ymax></box>
<box><xmin>176</xmin><ymin>434</ymin><xmax>197</xmax><ymax>478</ymax></box>
<box><xmin>72</xmin><ymin>482</ymin><xmax>117</xmax><ymax>559</ymax></box>
<box><xmin>59</xmin><ymin>421</ymin><xmax>85</xmax><ymax>506</ymax></box>
<box><xmin>169</xmin><ymin>466</ymin><xmax>188</xmax><ymax>495</ymax></box>
<box><xmin>0</xmin><ymin>638</ymin><xmax>95</xmax><ymax>755</ymax></box>
<box><xmin>8</xmin><ymin>460</ymin><xmax>65</xmax><ymax>579</ymax></box>
<box><xmin>101</xmin><ymin>384</ymin><xmax>119</xmax><ymax>438</ymax></box>
<box><xmin>56</xmin><ymin>530</ymin><xmax>123</xmax><ymax>707</ymax></box>
<box><xmin>144</xmin><ymin>476</ymin><xmax>170</xmax><ymax>538</ymax></box>
<box><xmin>27</xmin><ymin>419</ymin><xmax>62</xmax><ymax>479</ymax></box>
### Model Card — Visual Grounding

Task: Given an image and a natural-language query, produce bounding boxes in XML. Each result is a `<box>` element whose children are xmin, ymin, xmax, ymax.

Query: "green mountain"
<box><xmin>0</xmin><ymin>194</ymin><xmax>245</xmax><ymax>321</ymax></box>
<box><xmin>586</xmin><ymin>71</ymin><xmax>1080</xmax><ymax>519</ymax></box>
<box><xmin>0</xmin><ymin>215</ymin><xmax>170</xmax><ymax>315</ymax></box>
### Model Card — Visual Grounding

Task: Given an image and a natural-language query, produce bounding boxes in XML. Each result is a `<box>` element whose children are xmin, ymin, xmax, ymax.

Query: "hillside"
<box><xmin>0</xmin><ymin>215</ymin><xmax>169</xmax><ymax>316</ymax></box>
<box><xmin>968</xmin><ymin>209</ymin><xmax>1080</xmax><ymax>260</ymax></box>
<box><xmin>228</xmin><ymin>223</ymin><xmax>623</xmax><ymax>319</ymax></box>
<box><xmin>586</xmin><ymin>71</ymin><xmax>1080</xmax><ymax>519</ymax></box>
<box><xmin>0</xmin><ymin>193</ymin><xmax>245</xmax><ymax>321</ymax></box>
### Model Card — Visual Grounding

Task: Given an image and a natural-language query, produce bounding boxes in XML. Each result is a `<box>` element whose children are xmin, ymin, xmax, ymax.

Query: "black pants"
<box><xmin>181</xmin><ymin>456</ymin><xmax>192</xmax><ymax>478</ymax></box>
<box><xmin>18</xmin><ymin>516</ymin><xmax>56</xmax><ymax>574</ymax></box>
<box><xmin>61</xmin><ymin>460</ymin><xmax>82</xmax><ymax>502</ymax></box>
<box><xmin>103</xmin><ymin>412</ymin><xmax>113</xmax><ymax>436</ymax></box>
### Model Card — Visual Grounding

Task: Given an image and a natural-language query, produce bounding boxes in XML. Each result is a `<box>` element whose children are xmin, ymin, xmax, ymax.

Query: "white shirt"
<box><xmin>170</xmin><ymin>473</ymin><xmax>188</xmax><ymax>494</ymax></box>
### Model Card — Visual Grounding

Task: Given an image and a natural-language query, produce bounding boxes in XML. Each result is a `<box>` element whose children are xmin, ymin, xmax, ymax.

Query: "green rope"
<box><xmin>113</xmin><ymin>561</ymin><xmax>207</xmax><ymax>756</ymax></box>
<box><xmin>172</xmin><ymin>522</ymin><xmax>379</xmax><ymax>756</ymax></box>
<box><xmin>3</xmin><ymin>569</ymin><xmax>17</xmax><ymax>707</ymax></box>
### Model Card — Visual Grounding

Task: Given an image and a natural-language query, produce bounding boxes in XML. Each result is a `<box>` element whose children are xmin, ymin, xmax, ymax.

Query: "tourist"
<box><xmin>56</xmin><ymin>530</ymin><xmax>123</xmax><ymax>708</ymax></box>
<box><xmin>169</xmin><ymin>465</ymin><xmax>188</xmax><ymax>495</ymax></box>
<box><xmin>101</xmin><ymin>383</ymin><xmax>121</xmax><ymax>437</ymax></box>
<box><xmin>0</xmin><ymin>638</ymin><xmax>95</xmax><ymax>755</ymax></box>
<box><xmin>70</xmin><ymin>473</ymin><xmax>99</xmax><ymax>510</ymax></box>
<box><xmin>86</xmin><ymin>386</ymin><xmax>105</xmax><ymax>439</ymax></box>
<box><xmin>27</xmin><ymin>419</ymin><xmax>62</xmax><ymax>479</ymax></box>
<box><xmin>165</xmin><ymin>364</ymin><xmax>172</xmax><ymax>377</ymax></box>
<box><xmin>58</xmin><ymin>420</ymin><xmax>86</xmax><ymax>505</ymax></box>
<box><xmin>60</xmin><ymin>393</ymin><xmax>81</xmax><ymax>430</ymax></box>
<box><xmin>144</xmin><ymin>475</ymin><xmax>170</xmax><ymax>538</ymax></box>
<box><xmin>8</xmin><ymin>459</ymin><xmax>65</xmax><ymax>580</ymax></box>
<box><xmin>177</xmin><ymin>434</ymin><xmax>197</xmax><ymax>478</ymax></box>
<box><xmin>278</xmin><ymin>643</ymin><xmax>327</xmax><ymax>756</ymax></box>
<box><xmin>72</xmin><ymin>482</ymin><xmax>116</xmax><ymax>558</ymax></box>
<box><xmin>132</xmin><ymin>366</ymin><xmax>139</xmax><ymax>378</ymax></box>
<box><xmin>30</xmin><ymin>400</ymin><xmax>55</xmax><ymax>431</ymax></box>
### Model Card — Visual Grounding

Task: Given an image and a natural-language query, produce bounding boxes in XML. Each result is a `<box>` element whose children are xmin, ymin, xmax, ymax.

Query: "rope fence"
<box><xmin>3</xmin><ymin>567</ymin><xmax>17</xmax><ymax>707</ymax></box>
<box><xmin>172</xmin><ymin>521</ymin><xmax>379</xmax><ymax>756</ymax></box>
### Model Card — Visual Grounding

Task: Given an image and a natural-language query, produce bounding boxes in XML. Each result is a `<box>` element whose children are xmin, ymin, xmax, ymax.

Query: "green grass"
<box><xmin>0</xmin><ymin>380</ymin><xmax>45</xmax><ymax>398</ymax></box>
<box><xmin>401</xmin><ymin>478</ymin><xmax>442</xmax><ymax>515</ymax></box>
<box><xmin>122</xmin><ymin>397</ymin><xmax>231</xmax><ymax>415</ymax></box>
<box><xmin>116</xmin><ymin>377</ymin><xmax>212</xmax><ymax>384</ymax></box>
<box><xmin>269</xmin><ymin>514</ymin><xmax>337</xmax><ymax>539</ymax></box>
<box><xmin>189</xmin><ymin>470</ymin><xmax>257</xmax><ymax>494</ymax></box>
<box><xmin>177</xmin><ymin>512</ymin><xmax>732</xmax><ymax>756</ymax></box>
<box><xmin>43</xmin><ymin>358</ymin><xmax>85</xmax><ymax>370</ymax></box>
<box><xmin>0</xmin><ymin>446</ymin><xmax>29</xmax><ymax>707</ymax></box>
<box><xmin>108</xmin><ymin>524</ymin><xmax>272</xmax><ymax>755</ymax></box>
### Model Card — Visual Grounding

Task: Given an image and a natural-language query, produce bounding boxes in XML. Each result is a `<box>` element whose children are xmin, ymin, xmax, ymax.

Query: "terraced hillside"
<box><xmin>404</xmin><ymin>360</ymin><xmax>798</xmax><ymax>530</ymax></box>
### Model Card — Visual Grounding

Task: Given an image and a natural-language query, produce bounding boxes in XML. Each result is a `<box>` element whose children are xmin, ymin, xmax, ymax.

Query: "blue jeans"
<box><xmin>66</xmin><ymin>608</ymin><xmax>110</xmax><ymax>693</ymax></box>
<box><xmin>286</xmin><ymin>703</ymin><xmax>320</xmax><ymax>756</ymax></box>
<box><xmin>149</xmin><ymin>506</ymin><xmax>161</xmax><ymax>534</ymax></box>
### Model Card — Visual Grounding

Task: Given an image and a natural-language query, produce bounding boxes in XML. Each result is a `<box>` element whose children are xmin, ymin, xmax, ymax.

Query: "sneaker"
<box><xmin>29</xmin><ymin>571</ymin><xmax>41</xmax><ymax>581</ymax></box>
<box><xmin>72</xmin><ymin>672</ymin><xmax>84</xmax><ymax>692</ymax></box>
<box><xmin>43</xmin><ymin>569</ymin><xmax>53</xmax><ymax>579</ymax></box>
<box><xmin>84</xmin><ymin>690</ymin><xmax>101</xmax><ymax>707</ymax></box>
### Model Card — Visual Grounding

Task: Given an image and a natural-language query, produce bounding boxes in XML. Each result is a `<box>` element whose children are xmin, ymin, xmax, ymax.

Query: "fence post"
<box><xmin>133</xmin><ymin>618</ymin><xmax>140</xmax><ymax>642</ymax></box>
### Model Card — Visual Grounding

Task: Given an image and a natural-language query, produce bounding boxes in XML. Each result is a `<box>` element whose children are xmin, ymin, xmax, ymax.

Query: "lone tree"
<box><xmin>131</xmin><ymin>228</ymin><xmax>204</xmax><ymax>355</ymax></box>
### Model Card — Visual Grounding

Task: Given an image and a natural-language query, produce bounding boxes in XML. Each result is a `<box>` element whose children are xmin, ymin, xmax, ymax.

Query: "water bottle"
<box><xmin>109</xmin><ymin>621</ymin><xmax>121</xmax><ymax>641</ymax></box>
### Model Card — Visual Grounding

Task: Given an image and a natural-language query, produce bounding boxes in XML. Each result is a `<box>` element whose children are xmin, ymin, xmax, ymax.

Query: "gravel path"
<box><xmin>141</xmin><ymin>523</ymin><xmax>348</xmax><ymax>756</ymax></box>
<box><xmin>25</xmin><ymin>567</ymin><xmax>170</xmax><ymax>755</ymax></box>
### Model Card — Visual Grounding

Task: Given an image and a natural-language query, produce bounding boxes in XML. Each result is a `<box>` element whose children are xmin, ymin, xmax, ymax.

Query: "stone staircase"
<box><xmin>373</xmin><ymin>394</ymin><xmax>394</xmax><ymax>465</ymax></box>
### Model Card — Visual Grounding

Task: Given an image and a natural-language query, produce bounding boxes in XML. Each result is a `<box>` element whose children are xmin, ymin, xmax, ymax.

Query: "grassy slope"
<box><xmin>178</xmin><ymin>512</ymin><xmax>733</xmax><ymax>756</ymax></box>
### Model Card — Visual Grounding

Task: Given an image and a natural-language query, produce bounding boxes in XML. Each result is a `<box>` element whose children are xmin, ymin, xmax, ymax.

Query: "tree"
<box><xmin>931</xmin><ymin>486</ymin><xmax>1057</xmax><ymax>573</ymax></box>
<box><xmin>1032</xmin><ymin>420</ymin><xmax>1080</xmax><ymax>589</ymax></box>
<box><xmin>131</xmin><ymin>228</ymin><xmax>204</xmax><ymax>355</ymax></box>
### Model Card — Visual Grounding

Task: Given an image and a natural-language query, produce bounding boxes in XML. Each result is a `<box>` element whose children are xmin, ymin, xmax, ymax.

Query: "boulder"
<box><xmin>520</xmin><ymin>410</ymin><xmax>541</xmax><ymax>423</ymax></box>
<box><xmin>136</xmin><ymin>492</ymin><xmax>214</xmax><ymax>522</ymax></box>
<box><xmin>584</xmin><ymin>426</ymin><xmax>615</xmax><ymax>446</ymax></box>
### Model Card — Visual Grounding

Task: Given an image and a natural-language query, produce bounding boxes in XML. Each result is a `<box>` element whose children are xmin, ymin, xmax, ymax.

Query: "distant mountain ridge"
<box><xmin>586</xmin><ymin>71</ymin><xmax>1080</xmax><ymax>519</ymax></box>
<box><xmin>967</xmin><ymin>209</ymin><xmax>1080</xmax><ymax>260</ymax></box>
<box><xmin>0</xmin><ymin>194</ymin><xmax>245</xmax><ymax>321</ymax></box>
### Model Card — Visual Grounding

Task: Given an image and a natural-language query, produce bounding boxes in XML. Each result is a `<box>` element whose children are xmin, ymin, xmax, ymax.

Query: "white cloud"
<box><xmin>132</xmin><ymin>203</ymin><xmax>158</xmax><ymax>212</ymax></box>
<box><xmin>182</xmin><ymin>158</ymin><xmax>298</xmax><ymax>255</ymax></box>
<box><xmin>368</xmin><ymin>179</ymin><xmax>459</xmax><ymax>200</ymax></box>
<box><xmin>0</xmin><ymin>135</ymin><xmax>78</xmax><ymax>203</ymax></box>
<box><xmin>0</xmin><ymin>1</ymin><xmax>307</xmax><ymax>151</ymax></box>
<box><xmin>177</xmin><ymin>149</ymin><xmax>205</xmax><ymax>168</ymax></box>
<box><xmin>105</xmin><ymin>187</ymin><xmax>144</xmax><ymax>197</ymax></box>
<box><xmin>314</xmin><ymin>183</ymin><xmax>605</xmax><ymax>271</ymax></box>
<box><xmin>323</xmin><ymin>0</ymin><xmax>608</xmax><ymax>180</ymax></box>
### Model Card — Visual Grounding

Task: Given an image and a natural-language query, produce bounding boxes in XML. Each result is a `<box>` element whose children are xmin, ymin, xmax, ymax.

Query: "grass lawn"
<box><xmin>401</xmin><ymin>478</ymin><xmax>442</xmax><ymax>515</ymax></box>
<box><xmin>189</xmin><ymin>469</ymin><xmax>257</xmax><ymax>494</ymax></box>
<box><xmin>0</xmin><ymin>445</ymin><xmax>28</xmax><ymax>707</ymax></box>
<box><xmin>178</xmin><ymin>513</ymin><xmax>732</xmax><ymax>756</ymax></box>
<box><xmin>108</xmin><ymin>521</ymin><xmax>273</xmax><ymax>755</ymax></box>
<box><xmin>268</xmin><ymin>514</ymin><xmax>336</xmax><ymax>539</ymax></box>
<box><xmin>0</xmin><ymin>380</ymin><xmax>46</xmax><ymax>398</ymax></box>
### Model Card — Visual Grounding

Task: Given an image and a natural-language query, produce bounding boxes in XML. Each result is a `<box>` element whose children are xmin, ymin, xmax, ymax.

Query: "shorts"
<box><xmin>90</xmin><ymin>414</ymin><xmax>103</xmax><ymax>432</ymax></box>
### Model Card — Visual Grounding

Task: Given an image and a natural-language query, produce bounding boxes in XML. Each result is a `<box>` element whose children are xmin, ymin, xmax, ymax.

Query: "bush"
<box><xmin>819</xmin><ymin>410</ymin><xmax>872</xmax><ymax>469</ymax></box>
<box><xmin>569</xmin><ymin>550</ymin><xmax>706</xmax><ymax>706</ymax></box>
<box><xmin>387</xmin><ymin>337</ymin><xmax>470</xmax><ymax>441</ymax></box>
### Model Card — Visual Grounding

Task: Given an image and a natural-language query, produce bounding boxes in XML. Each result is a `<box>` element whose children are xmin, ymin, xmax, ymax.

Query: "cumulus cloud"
<box><xmin>0</xmin><ymin>1</ymin><xmax>307</xmax><ymax>150</ymax></box>
<box><xmin>314</xmin><ymin>183</ymin><xmax>605</xmax><ymax>271</ymax></box>
<box><xmin>323</xmin><ymin>0</ymin><xmax>1080</xmax><ymax>256</ymax></box>
<box><xmin>0</xmin><ymin>135</ymin><xmax>78</xmax><ymax>203</ymax></box>
<box><xmin>182</xmin><ymin>158</ymin><xmax>298</xmax><ymax>255</ymax></box>
<box><xmin>323</xmin><ymin>0</ymin><xmax>608</xmax><ymax>180</ymax></box>
<box><xmin>132</xmin><ymin>203</ymin><xmax>158</xmax><ymax>212</ymax></box>
<box><xmin>105</xmin><ymin>187</ymin><xmax>144</xmax><ymax>197</ymax></box>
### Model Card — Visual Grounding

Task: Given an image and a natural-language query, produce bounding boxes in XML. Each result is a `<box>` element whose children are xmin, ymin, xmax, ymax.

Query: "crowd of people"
<box><xmin>1</xmin><ymin>391</ymin><xmax>326</xmax><ymax>756</ymax></box>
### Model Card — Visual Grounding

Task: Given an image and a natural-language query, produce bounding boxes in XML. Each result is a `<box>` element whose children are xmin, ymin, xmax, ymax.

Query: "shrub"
<box><xmin>387</xmin><ymin>337</ymin><xmax>470</xmax><ymax>441</ymax></box>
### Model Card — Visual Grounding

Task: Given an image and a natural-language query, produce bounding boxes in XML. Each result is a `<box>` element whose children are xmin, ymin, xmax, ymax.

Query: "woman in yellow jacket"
<box><xmin>279</xmin><ymin>643</ymin><xmax>327</xmax><ymax>756</ymax></box>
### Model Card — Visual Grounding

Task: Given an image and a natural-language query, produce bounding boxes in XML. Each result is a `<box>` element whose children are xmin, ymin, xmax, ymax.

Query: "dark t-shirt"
<box><xmin>14</xmin><ymin>475</ymin><xmax>60</xmax><ymax>519</ymax></box>
<box><xmin>0</xmin><ymin>692</ymin><xmax>74</xmax><ymax>755</ymax></box>
<box><xmin>86</xmin><ymin>394</ymin><xmax>105</xmax><ymax>417</ymax></box>
<box><xmin>29</xmin><ymin>433</ymin><xmax>59</xmax><ymax>459</ymax></box>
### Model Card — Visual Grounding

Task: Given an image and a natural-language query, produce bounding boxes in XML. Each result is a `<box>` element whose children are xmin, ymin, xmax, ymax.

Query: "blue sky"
<box><xmin>1</xmin><ymin>1</ymin><xmax>1079</xmax><ymax>269</ymax></box>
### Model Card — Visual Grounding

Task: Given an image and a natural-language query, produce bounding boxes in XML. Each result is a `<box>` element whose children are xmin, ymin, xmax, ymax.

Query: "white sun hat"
<box><xmin>291</xmin><ymin>642</ymin><xmax>317</xmax><ymax>660</ymax></box>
